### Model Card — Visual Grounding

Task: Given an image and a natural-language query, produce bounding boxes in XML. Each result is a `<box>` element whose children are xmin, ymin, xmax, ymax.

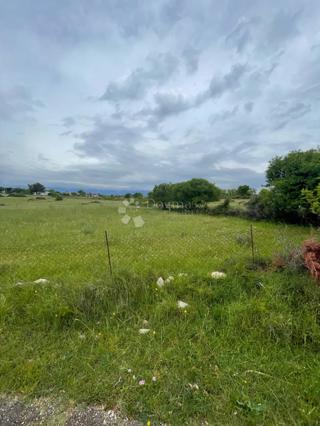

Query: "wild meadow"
<box><xmin>0</xmin><ymin>197</ymin><xmax>320</xmax><ymax>424</ymax></box>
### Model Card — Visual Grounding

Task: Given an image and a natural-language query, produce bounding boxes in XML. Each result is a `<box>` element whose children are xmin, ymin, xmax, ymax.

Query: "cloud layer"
<box><xmin>1</xmin><ymin>0</ymin><xmax>320</xmax><ymax>191</ymax></box>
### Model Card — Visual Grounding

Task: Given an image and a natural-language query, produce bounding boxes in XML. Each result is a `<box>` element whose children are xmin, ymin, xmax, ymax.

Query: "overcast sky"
<box><xmin>1</xmin><ymin>0</ymin><xmax>319</xmax><ymax>192</ymax></box>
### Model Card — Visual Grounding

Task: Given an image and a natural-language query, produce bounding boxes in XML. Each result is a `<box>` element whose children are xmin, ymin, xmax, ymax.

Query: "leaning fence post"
<box><xmin>104</xmin><ymin>230</ymin><xmax>114</xmax><ymax>282</ymax></box>
<box><xmin>250</xmin><ymin>224</ymin><xmax>255</xmax><ymax>264</ymax></box>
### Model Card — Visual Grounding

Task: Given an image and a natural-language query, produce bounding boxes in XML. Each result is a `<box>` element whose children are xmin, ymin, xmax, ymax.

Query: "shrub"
<box><xmin>55</xmin><ymin>194</ymin><xmax>63</xmax><ymax>201</ymax></box>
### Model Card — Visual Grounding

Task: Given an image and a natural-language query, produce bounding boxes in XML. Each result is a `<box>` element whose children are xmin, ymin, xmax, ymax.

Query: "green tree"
<box><xmin>133</xmin><ymin>192</ymin><xmax>143</xmax><ymax>199</ymax></box>
<box><xmin>263</xmin><ymin>149</ymin><xmax>320</xmax><ymax>223</ymax></box>
<box><xmin>174</xmin><ymin>178</ymin><xmax>221</xmax><ymax>205</ymax></box>
<box><xmin>236</xmin><ymin>185</ymin><xmax>254</xmax><ymax>198</ymax></box>
<box><xmin>28</xmin><ymin>182</ymin><xmax>45</xmax><ymax>194</ymax></box>
<box><xmin>148</xmin><ymin>183</ymin><xmax>174</xmax><ymax>209</ymax></box>
<box><xmin>302</xmin><ymin>184</ymin><xmax>320</xmax><ymax>216</ymax></box>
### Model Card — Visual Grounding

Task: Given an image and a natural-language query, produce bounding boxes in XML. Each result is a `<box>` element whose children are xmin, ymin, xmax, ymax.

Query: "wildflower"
<box><xmin>139</xmin><ymin>379</ymin><xmax>145</xmax><ymax>386</ymax></box>
<box><xmin>139</xmin><ymin>328</ymin><xmax>150</xmax><ymax>335</ymax></box>
<box><xmin>133</xmin><ymin>375</ymin><xmax>136</xmax><ymax>380</ymax></box>
<box><xmin>128</xmin><ymin>369</ymin><xmax>132</xmax><ymax>373</ymax></box>
<box><xmin>142</xmin><ymin>319</ymin><xmax>149</xmax><ymax>326</ymax></box>
<box><xmin>177</xmin><ymin>300</ymin><xmax>188</xmax><ymax>309</ymax></box>
<box><xmin>178</xmin><ymin>273</ymin><xmax>188</xmax><ymax>277</ymax></box>
<box><xmin>211</xmin><ymin>271</ymin><xmax>226</xmax><ymax>279</ymax></box>
<box><xmin>34</xmin><ymin>278</ymin><xmax>49</xmax><ymax>284</ymax></box>
<box><xmin>78</xmin><ymin>332</ymin><xmax>86</xmax><ymax>340</ymax></box>
<box><xmin>147</xmin><ymin>420</ymin><xmax>151</xmax><ymax>426</ymax></box>
<box><xmin>156</xmin><ymin>277</ymin><xmax>165</xmax><ymax>287</ymax></box>
<box><xmin>165</xmin><ymin>275</ymin><xmax>174</xmax><ymax>283</ymax></box>
<box><xmin>153</xmin><ymin>330</ymin><xmax>156</xmax><ymax>335</ymax></box>
<box><xmin>152</xmin><ymin>376</ymin><xmax>157</xmax><ymax>382</ymax></box>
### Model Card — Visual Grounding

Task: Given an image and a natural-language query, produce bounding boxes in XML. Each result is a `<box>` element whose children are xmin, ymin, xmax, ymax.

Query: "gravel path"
<box><xmin>0</xmin><ymin>396</ymin><xmax>142</xmax><ymax>426</ymax></box>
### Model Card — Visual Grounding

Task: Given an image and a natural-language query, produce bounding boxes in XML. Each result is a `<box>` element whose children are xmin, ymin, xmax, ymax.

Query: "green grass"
<box><xmin>0</xmin><ymin>197</ymin><xmax>320</xmax><ymax>424</ymax></box>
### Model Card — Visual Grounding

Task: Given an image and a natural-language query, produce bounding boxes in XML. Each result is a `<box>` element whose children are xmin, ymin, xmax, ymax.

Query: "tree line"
<box><xmin>2</xmin><ymin>148</ymin><xmax>319</xmax><ymax>224</ymax></box>
<box><xmin>149</xmin><ymin>149</ymin><xmax>320</xmax><ymax>225</ymax></box>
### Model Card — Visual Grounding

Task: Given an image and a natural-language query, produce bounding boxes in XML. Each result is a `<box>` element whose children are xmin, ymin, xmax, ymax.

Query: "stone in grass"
<box><xmin>210</xmin><ymin>271</ymin><xmax>226</xmax><ymax>279</ymax></box>
<box><xmin>34</xmin><ymin>278</ymin><xmax>49</xmax><ymax>284</ymax></box>
<box><xmin>177</xmin><ymin>300</ymin><xmax>188</xmax><ymax>309</ymax></box>
<box><xmin>156</xmin><ymin>277</ymin><xmax>165</xmax><ymax>288</ymax></box>
<box><xmin>138</xmin><ymin>329</ymin><xmax>150</xmax><ymax>335</ymax></box>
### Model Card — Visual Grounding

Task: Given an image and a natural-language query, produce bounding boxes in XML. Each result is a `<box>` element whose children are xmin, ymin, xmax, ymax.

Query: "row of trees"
<box><xmin>148</xmin><ymin>149</ymin><xmax>320</xmax><ymax>224</ymax></box>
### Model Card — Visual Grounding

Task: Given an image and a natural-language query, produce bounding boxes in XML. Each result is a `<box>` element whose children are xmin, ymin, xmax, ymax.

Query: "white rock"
<box><xmin>188</xmin><ymin>383</ymin><xmax>199</xmax><ymax>390</ymax></box>
<box><xmin>139</xmin><ymin>328</ymin><xmax>150</xmax><ymax>334</ymax></box>
<box><xmin>156</xmin><ymin>277</ymin><xmax>165</xmax><ymax>287</ymax></box>
<box><xmin>34</xmin><ymin>278</ymin><xmax>49</xmax><ymax>284</ymax></box>
<box><xmin>211</xmin><ymin>271</ymin><xmax>226</xmax><ymax>279</ymax></box>
<box><xmin>177</xmin><ymin>300</ymin><xmax>189</xmax><ymax>309</ymax></box>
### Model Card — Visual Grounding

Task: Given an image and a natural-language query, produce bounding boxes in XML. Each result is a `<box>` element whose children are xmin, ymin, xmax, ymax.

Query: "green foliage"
<box><xmin>148</xmin><ymin>183</ymin><xmax>174</xmax><ymax>208</ymax></box>
<box><xmin>28</xmin><ymin>182</ymin><xmax>45</xmax><ymax>194</ymax></box>
<box><xmin>133</xmin><ymin>192</ymin><xmax>143</xmax><ymax>199</ymax></box>
<box><xmin>149</xmin><ymin>179</ymin><xmax>221</xmax><ymax>208</ymax></box>
<box><xmin>55</xmin><ymin>194</ymin><xmax>63</xmax><ymax>201</ymax></box>
<box><xmin>236</xmin><ymin>185</ymin><xmax>254</xmax><ymax>198</ymax></box>
<box><xmin>302</xmin><ymin>183</ymin><xmax>320</xmax><ymax>215</ymax></box>
<box><xmin>247</xmin><ymin>189</ymin><xmax>274</xmax><ymax>219</ymax></box>
<box><xmin>264</xmin><ymin>149</ymin><xmax>320</xmax><ymax>223</ymax></box>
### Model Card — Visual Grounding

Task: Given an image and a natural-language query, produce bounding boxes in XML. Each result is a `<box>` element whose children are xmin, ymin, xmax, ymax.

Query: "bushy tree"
<box><xmin>28</xmin><ymin>182</ymin><xmax>45</xmax><ymax>194</ymax></box>
<box><xmin>252</xmin><ymin>149</ymin><xmax>320</xmax><ymax>223</ymax></box>
<box><xmin>133</xmin><ymin>192</ymin><xmax>143</xmax><ymax>199</ymax></box>
<box><xmin>149</xmin><ymin>179</ymin><xmax>221</xmax><ymax>209</ymax></box>
<box><xmin>236</xmin><ymin>185</ymin><xmax>254</xmax><ymax>198</ymax></box>
<box><xmin>174</xmin><ymin>178</ymin><xmax>221</xmax><ymax>205</ymax></box>
<box><xmin>148</xmin><ymin>183</ymin><xmax>174</xmax><ymax>209</ymax></box>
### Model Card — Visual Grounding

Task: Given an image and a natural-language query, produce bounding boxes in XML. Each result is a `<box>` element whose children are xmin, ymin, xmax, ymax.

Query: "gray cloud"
<box><xmin>225</xmin><ymin>16</ymin><xmax>260</xmax><ymax>52</ymax></box>
<box><xmin>272</xmin><ymin>101</ymin><xmax>312</xmax><ymax>130</ymax></box>
<box><xmin>182</xmin><ymin>46</ymin><xmax>200</xmax><ymax>74</ymax></box>
<box><xmin>100</xmin><ymin>53</ymin><xmax>179</xmax><ymax>102</ymax></box>
<box><xmin>209</xmin><ymin>106</ymin><xmax>239</xmax><ymax>125</ymax></box>
<box><xmin>1</xmin><ymin>0</ymin><xmax>320</xmax><ymax>191</ymax></box>
<box><xmin>61</xmin><ymin>116</ymin><xmax>76</xmax><ymax>128</ymax></box>
<box><xmin>206</xmin><ymin>63</ymin><xmax>248</xmax><ymax>99</ymax></box>
<box><xmin>244</xmin><ymin>101</ymin><xmax>254</xmax><ymax>113</ymax></box>
<box><xmin>0</xmin><ymin>85</ymin><xmax>44</xmax><ymax>122</ymax></box>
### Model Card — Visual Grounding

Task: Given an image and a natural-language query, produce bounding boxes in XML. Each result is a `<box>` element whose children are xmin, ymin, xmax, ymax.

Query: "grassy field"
<box><xmin>0</xmin><ymin>197</ymin><xmax>320</xmax><ymax>425</ymax></box>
